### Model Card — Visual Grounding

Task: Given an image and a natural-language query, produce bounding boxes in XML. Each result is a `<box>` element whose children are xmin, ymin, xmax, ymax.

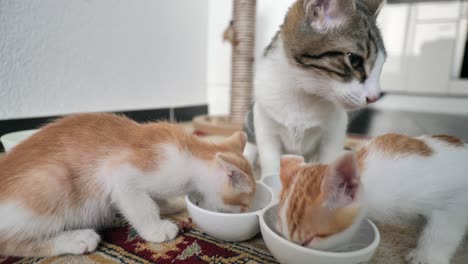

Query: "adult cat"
<box><xmin>244</xmin><ymin>0</ymin><xmax>386</xmax><ymax>176</ymax></box>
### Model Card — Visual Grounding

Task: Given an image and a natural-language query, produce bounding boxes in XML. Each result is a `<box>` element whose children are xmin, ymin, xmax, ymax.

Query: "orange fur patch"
<box><xmin>221</xmin><ymin>187</ymin><xmax>254</xmax><ymax>213</ymax></box>
<box><xmin>370</xmin><ymin>133</ymin><xmax>433</xmax><ymax>157</ymax></box>
<box><xmin>285</xmin><ymin>165</ymin><xmax>326</xmax><ymax>238</ymax></box>
<box><xmin>355</xmin><ymin>147</ymin><xmax>368</xmax><ymax>173</ymax></box>
<box><xmin>280</xmin><ymin>156</ymin><xmax>304</xmax><ymax>190</ymax></box>
<box><xmin>280</xmin><ymin>164</ymin><xmax>358</xmax><ymax>242</ymax></box>
<box><xmin>431</xmin><ymin>135</ymin><xmax>464</xmax><ymax>147</ymax></box>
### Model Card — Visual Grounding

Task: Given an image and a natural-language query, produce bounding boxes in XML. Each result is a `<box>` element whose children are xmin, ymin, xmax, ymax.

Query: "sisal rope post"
<box><xmin>192</xmin><ymin>0</ymin><xmax>256</xmax><ymax>136</ymax></box>
<box><xmin>228</xmin><ymin>0</ymin><xmax>256</xmax><ymax>124</ymax></box>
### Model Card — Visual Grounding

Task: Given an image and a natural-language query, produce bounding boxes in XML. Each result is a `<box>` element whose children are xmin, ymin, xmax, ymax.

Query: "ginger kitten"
<box><xmin>0</xmin><ymin>113</ymin><xmax>255</xmax><ymax>257</ymax></box>
<box><xmin>278</xmin><ymin>133</ymin><xmax>468</xmax><ymax>264</ymax></box>
<box><xmin>243</xmin><ymin>0</ymin><xmax>386</xmax><ymax>177</ymax></box>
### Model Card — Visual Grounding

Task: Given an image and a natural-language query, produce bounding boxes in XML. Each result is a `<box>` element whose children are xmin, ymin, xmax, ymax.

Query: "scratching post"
<box><xmin>229</xmin><ymin>0</ymin><xmax>256</xmax><ymax>124</ymax></box>
<box><xmin>193</xmin><ymin>0</ymin><xmax>256</xmax><ymax>136</ymax></box>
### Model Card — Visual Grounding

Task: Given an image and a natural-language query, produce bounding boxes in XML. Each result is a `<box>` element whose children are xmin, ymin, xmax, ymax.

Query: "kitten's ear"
<box><xmin>321</xmin><ymin>152</ymin><xmax>360</xmax><ymax>208</ymax></box>
<box><xmin>223</xmin><ymin>131</ymin><xmax>247</xmax><ymax>153</ymax></box>
<box><xmin>303</xmin><ymin>0</ymin><xmax>356</xmax><ymax>31</ymax></box>
<box><xmin>280</xmin><ymin>155</ymin><xmax>304</xmax><ymax>188</ymax></box>
<box><xmin>216</xmin><ymin>153</ymin><xmax>253</xmax><ymax>193</ymax></box>
<box><xmin>360</xmin><ymin>0</ymin><xmax>385</xmax><ymax>17</ymax></box>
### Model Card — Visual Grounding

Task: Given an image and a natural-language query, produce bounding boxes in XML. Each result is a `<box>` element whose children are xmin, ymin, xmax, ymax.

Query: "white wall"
<box><xmin>206</xmin><ymin>0</ymin><xmax>232</xmax><ymax>115</ymax></box>
<box><xmin>0</xmin><ymin>0</ymin><xmax>209</xmax><ymax>120</ymax></box>
<box><xmin>207</xmin><ymin>0</ymin><xmax>294</xmax><ymax>115</ymax></box>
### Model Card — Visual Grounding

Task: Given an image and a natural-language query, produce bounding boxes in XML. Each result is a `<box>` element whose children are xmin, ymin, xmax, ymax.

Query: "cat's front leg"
<box><xmin>254</xmin><ymin>104</ymin><xmax>282</xmax><ymax>178</ymax></box>
<box><xmin>405</xmin><ymin>209</ymin><xmax>467</xmax><ymax>264</ymax></box>
<box><xmin>318</xmin><ymin>111</ymin><xmax>347</xmax><ymax>163</ymax></box>
<box><xmin>113</xmin><ymin>184</ymin><xmax>179</xmax><ymax>243</ymax></box>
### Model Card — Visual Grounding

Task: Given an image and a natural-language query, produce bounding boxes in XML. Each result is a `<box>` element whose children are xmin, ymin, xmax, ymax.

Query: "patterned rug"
<box><xmin>0</xmin><ymin>211</ymin><xmax>278</xmax><ymax>264</ymax></box>
<box><xmin>0</xmin><ymin>135</ymin><xmax>369</xmax><ymax>264</ymax></box>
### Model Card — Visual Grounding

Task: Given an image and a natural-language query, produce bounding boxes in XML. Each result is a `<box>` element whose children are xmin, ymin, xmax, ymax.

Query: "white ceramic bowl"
<box><xmin>186</xmin><ymin>175</ymin><xmax>380</xmax><ymax>263</ymax></box>
<box><xmin>260</xmin><ymin>204</ymin><xmax>380</xmax><ymax>264</ymax></box>
<box><xmin>0</xmin><ymin>129</ymin><xmax>39</xmax><ymax>152</ymax></box>
<box><xmin>185</xmin><ymin>182</ymin><xmax>274</xmax><ymax>241</ymax></box>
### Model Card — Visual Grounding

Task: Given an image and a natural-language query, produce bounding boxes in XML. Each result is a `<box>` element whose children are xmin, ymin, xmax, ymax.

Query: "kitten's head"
<box><xmin>208</xmin><ymin>132</ymin><xmax>256</xmax><ymax>213</ymax></box>
<box><xmin>281</xmin><ymin>0</ymin><xmax>386</xmax><ymax>110</ymax></box>
<box><xmin>277</xmin><ymin>153</ymin><xmax>363</xmax><ymax>250</ymax></box>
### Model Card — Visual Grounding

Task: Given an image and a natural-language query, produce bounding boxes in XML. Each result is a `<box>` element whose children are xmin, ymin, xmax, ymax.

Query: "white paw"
<box><xmin>139</xmin><ymin>220</ymin><xmax>179</xmax><ymax>243</ymax></box>
<box><xmin>405</xmin><ymin>249</ymin><xmax>449</xmax><ymax>264</ymax></box>
<box><xmin>54</xmin><ymin>229</ymin><xmax>101</xmax><ymax>255</ymax></box>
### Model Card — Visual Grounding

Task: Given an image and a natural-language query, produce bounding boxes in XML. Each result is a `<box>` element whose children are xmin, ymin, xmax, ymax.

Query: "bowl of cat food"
<box><xmin>185</xmin><ymin>182</ymin><xmax>275</xmax><ymax>241</ymax></box>
<box><xmin>260</xmin><ymin>204</ymin><xmax>380</xmax><ymax>264</ymax></box>
<box><xmin>186</xmin><ymin>176</ymin><xmax>380</xmax><ymax>264</ymax></box>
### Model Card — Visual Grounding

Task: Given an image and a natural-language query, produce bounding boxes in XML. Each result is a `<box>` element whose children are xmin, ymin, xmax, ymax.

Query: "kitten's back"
<box><xmin>0</xmin><ymin>114</ymin><xmax>144</xmax><ymax>214</ymax></box>
<box><xmin>361</xmin><ymin>134</ymin><xmax>468</xmax><ymax>222</ymax></box>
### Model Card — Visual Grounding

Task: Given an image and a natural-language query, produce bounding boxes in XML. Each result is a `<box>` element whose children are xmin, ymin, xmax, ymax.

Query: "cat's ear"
<box><xmin>216</xmin><ymin>153</ymin><xmax>253</xmax><ymax>193</ymax></box>
<box><xmin>360</xmin><ymin>0</ymin><xmax>385</xmax><ymax>17</ymax></box>
<box><xmin>223</xmin><ymin>131</ymin><xmax>247</xmax><ymax>153</ymax></box>
<box><xmin>303</xmin><ymin>0</ymin><xmax>356</xmax><ymax>31</ymax></box>
<box><xmin>321</xmin><ymin>152</ymin><xmax>360</xmax><ymax>208</ymax></box>
<box><xmin>280</xmin><ymin>155</ymin><xmax>304</xmax><ymax>188</ymax></box>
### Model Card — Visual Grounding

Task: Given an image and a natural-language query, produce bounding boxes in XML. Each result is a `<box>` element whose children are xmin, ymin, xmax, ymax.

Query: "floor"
<box><xmin>348</xmin><ymin>108</ymin><xmax>468</xmax><ymax>141</ymax></box>
<box><xmin>348</xmin><ymin>94</ymin><xmax>468</xmax><ymax>142</ymax></box>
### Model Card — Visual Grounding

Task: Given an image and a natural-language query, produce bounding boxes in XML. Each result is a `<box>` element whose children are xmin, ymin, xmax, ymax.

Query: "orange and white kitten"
<box><xmin>278</xmin><ymin>133</ymin><xmax>468</xmax><ymax>264</ymax></box>
<box><xmin>0</xmin><ymin>114</ymin><xmax>255</xmax><ymax>257</ymax></box>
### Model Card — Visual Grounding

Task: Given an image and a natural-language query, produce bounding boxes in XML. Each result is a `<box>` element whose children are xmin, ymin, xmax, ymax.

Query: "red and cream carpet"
<box><xmin>1</xmin><ymin>211</ymin><xmax>278</xmax><ymax>264</ymax></box>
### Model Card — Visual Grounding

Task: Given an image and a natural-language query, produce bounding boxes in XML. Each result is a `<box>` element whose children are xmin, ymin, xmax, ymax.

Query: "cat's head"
<box><xmin>277</xmin><ymin>153</ymin><xmax>363</xmax><ymax>250</ymax></box>
<box><xmin>281</xmin><ymin>0</ymin><xmax>386</xmax><ymax>110</ymax></box>
<box><xmin>206</xmin><ymin>132</ymin><xmax>256</xmax><ymax>213</ymax></box>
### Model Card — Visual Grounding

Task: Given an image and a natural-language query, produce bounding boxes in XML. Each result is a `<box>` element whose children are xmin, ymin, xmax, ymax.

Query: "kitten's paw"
<box><xmin>54</xmin><ymin>229</ymin><xmax>101</xmax><ymax>255</ymax></box>
<box><xmin>405</xmin><ymin>249</ymin><xmax>449</xmax><ymax>264</ymax></box>
<box><xmin>140</xmin><ymin>220</ymin><xmax>179</xmax><ymax>243</ymax></box>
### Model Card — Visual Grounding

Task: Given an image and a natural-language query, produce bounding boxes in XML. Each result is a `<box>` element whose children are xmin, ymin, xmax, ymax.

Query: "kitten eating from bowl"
<box><xmin>0</xmin><ymin>114</ymin><xmax>256</xmax><ymax>257</ymax></box>
<box><xmin>277</xmin><ymin>133</ymin><xmax>468</xmax><ymax>264</ymax></box>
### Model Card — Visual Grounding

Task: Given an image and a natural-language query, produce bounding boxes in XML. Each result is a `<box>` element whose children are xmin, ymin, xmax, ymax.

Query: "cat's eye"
<box><xmin>347</xmin><ymin>53</ymin><xmax>364</xmax><ymax>71</ymax></box>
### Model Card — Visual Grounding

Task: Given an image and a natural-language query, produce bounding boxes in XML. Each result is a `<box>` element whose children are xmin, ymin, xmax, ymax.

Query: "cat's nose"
<box><xmin>366</xmin><ymin>96</ymin><xmax>380</xmax><ymax>104</ymax></box>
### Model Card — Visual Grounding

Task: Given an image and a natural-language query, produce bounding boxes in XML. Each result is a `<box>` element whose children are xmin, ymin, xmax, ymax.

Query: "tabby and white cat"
<box><xmin>278</xmin><ymin>134</ymin><xmax>468</xmax><ymax>264</ymax></box>
<box><xmin>0</xmin><ymin>114</ymin><xmax>255</xmax><ymax>257</ymax></box>
<box><xmin>243</xmin><ymin>0</ymin><xmax>386</xmax><ymax>177</ymax></box>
